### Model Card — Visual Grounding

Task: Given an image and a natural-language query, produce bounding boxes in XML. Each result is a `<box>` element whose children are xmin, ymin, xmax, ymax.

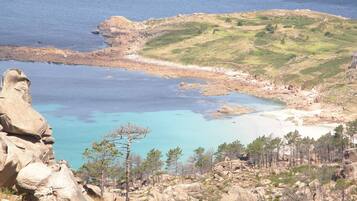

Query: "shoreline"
<box><xmin>0</xmin><ymin>45</ymin><xmax>345</xmax><ymax>123</ymax></box>
<box><xmin>0</xmin><ymin>10</ymin><xmax>351</xmax><ymax>125</ymax></box>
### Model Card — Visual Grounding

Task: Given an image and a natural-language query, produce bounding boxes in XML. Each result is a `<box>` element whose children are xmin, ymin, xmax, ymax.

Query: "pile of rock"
<box><xmin>97</xmin><ymin>16</ymin><xmax>148</xmax><ymax>54</ymax></box>
<box><xmin>213</xmin><ymin>159</ymin><xmax>249</xmax><ymax>177</ymax></box>
<box><xmin>343</xmin><ymin>148</ymin><xmax>357</xmax><ymax>180</ymax></box>
<box><xmin>350</xmin><ymin>52</ymin><xmax>357</xmax><ymax>70</ymax></box>
<box><xmin>0</xmin><ymin>69</ymin><xmax>91</xmax><ymax>201</ymax></box>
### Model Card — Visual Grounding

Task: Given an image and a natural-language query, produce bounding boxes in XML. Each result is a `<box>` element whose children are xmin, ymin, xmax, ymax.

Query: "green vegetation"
<box><xmin>268</xmin><ymin>165</ymin><xmax>337</xmax><ymax>187</ymax></box>
<box><xmin>141</xmin><ymin>10</ymin><xmax>357</xmax><ymax>108</ymax></box>
<box><xmin>142</xmin><ymin>148</ymin><xmax>163</xmax><ymax>176</ymax></box>
<box><xmin>193</xmin><ymin>147</ymin><xmax>214</xmax><ymax>174</ymax></box>
<box><xmin>165</xmin><ymin>146</ymin><xmax>183</xmax><ymax>174</ymax></box>
<box><xmin>214</xmin><ymin>140</ymin><xmax>245</xmax><ymax>162</ymax></box>
<box><xmin>143</xmin><ymin>22</ymin><xmax>213</xmax><ymax>51</ymax></box>
<box><xmin>77</xmin><ymin>119</ymin><xmax>357</xmax><ymax>200</ymax></box>
<box><xmin>80</xmin><ymin>139</ymin><xmax>120</xmax><ymax>196</ymax></box>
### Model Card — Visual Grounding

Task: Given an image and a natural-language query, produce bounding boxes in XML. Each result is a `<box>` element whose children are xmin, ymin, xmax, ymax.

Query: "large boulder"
<box><xmin>350</xmin><ymin>52</ymin><xmax>357</xmax><ymax>69</ymax></box>
<box><xmin>17</xmin><ymin>162</ymin><xmax>88</xmax><ymax>201</ymax></box>
<box><xmin>0</xmin><ymin>68</ymin><xmax>90</xmax><ymax>201</ymax></box>
<box><xmin>84</xmin><ymin>184</ymin><xmax>102</xmax><ymax>198</ymax></box>
<box><xmin>343</xmin><ymin>148</ymin><xmax>357</xmax><ymax>180</ymax></box>
<box><xmin>145</xmin><ymin>183</ymin><xmax>202</xmax><ymax>201</ymax></box>
<box><xmin>220</xmin><ymin>186</ymin><xmax>257</xmax><ymax>201</ymax></box>
<box><xmin>0</xmin><ymin>69</ymin><xmax>53</xmax><ymax>140</ymax></box>
<box><xmin>0</xmin><ymin>132</ymin><xmax>52</xmax><ymax>187</ymax></box>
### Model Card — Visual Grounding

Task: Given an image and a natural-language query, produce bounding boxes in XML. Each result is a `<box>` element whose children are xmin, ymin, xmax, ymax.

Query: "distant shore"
<box><xmin>0</xmin><ymin>10</ymin><xmax>352</xmax><ymax>125</ymax></box>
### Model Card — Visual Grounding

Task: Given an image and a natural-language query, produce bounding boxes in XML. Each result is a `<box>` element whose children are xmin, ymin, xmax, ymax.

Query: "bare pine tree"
<box><xmin>107</xmin><ymin>123</ymin><xmax>149</xmax><ymax>201</ymax></box>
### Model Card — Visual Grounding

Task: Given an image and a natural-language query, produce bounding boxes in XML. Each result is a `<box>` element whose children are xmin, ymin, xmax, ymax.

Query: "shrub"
<box><xmin>225</xmin><ymin>18</ymin><xmax>232</xmax><ymax>23</ymax></box>
<box><xmin>324</xmin><ymin>32</ymin><xmax>333</xmax><ymax>37</ymax></box>
<box><xmin>265</xmin><ymin>24</ymin><xmax>276</xmax><ymax>33</ymax></box>
<box><xmin>255</xmin><ymin>31</ymin><xmax>266</xmax><ymax>37</ymax></box>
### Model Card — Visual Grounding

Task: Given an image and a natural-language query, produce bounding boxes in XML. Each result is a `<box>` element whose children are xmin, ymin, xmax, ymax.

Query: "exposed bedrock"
<box><xmin>0</xmin><ymin>68</ymin><xmax>90</xmax><ymax>201</ymax></box>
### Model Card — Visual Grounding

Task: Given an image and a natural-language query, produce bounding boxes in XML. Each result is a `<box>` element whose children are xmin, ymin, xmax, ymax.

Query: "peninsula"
<box><xmin>0</xmin><ymin>9</ymin><xmax>356</xmax><ymax>123</ymax></box>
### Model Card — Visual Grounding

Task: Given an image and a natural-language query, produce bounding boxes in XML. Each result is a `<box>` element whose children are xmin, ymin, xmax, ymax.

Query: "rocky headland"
<box><xmin>0</xmin><ymin>10</ymin><xmax>355</xmax><ymax>125</ymax></box>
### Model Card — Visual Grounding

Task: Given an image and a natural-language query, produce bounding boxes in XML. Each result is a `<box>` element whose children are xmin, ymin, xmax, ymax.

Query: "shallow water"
<box><xmin>0</xmin><ymin>61</ymin><xmax>292</xmax><ymax>168</ymax></box>
<box><xmin>1</xmin><ymin>0</ymin><xmax>356</xmax><ymax>51</ymax></box>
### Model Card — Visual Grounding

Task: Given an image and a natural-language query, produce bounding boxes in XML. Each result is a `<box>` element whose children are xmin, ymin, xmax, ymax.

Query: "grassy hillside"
<box><xmin>140</xmin><ymin>10</ymin><xmax>357</xmax><ymax>111</ymax></box>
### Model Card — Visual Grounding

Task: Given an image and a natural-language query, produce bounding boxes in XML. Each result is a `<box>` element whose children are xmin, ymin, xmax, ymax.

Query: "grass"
<box><xmin>0</xmin><ymin>188</ymin><xmax>20</xmax><ymax>201</ymax></box>
<box><xmin>140</xmin><ymin>10</ymin><xmax>357</xmax><ymax>109</ymax></box>
<box><xmin>143</xmin><ymin>22</ymin><xmax>213</xmax><ymax>51</ymax></box>
<box><xmin>268</xmin><ymin>165</ymin><xmax>338</xmax><ymax>187</ymax></box>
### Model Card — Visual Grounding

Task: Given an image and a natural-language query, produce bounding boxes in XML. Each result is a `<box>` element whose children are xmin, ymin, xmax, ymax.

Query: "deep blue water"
<box><xmin>0</xmin><ymin>61</ymin><xmax>286</xmax><ymax>168</ymax></box>
<box><xmin>0</xmin><ymin>0</ymin><xmax>356</xmax><ymax>51</ymax></box>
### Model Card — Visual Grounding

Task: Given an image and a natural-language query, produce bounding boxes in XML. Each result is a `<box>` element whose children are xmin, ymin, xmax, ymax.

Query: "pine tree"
<box><xmin>166</xmin><ymin>147</ymin><xmax>183</xmax><ymax>175</ymax></box>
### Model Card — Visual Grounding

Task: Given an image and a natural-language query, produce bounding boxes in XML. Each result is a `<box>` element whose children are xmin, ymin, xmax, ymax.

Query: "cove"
<box><xmin>0</xmin><ymin>61</ymin><xmax>327</xmax><ymax>169</ymax></box>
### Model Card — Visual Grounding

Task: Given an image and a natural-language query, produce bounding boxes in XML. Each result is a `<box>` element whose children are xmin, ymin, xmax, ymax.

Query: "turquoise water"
<box><xmin>41</xmin><ymin>108</ymin><xmax>286</xmax><ymax>168</ymax></box>
<box><xmin>0</xmin><ymin>61</ymin><xmax>286</xmax><ymax>168</ymax></box>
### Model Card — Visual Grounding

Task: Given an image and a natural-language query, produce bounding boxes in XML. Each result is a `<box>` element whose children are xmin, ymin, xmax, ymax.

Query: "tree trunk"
<box><xmin>100</xmin><ymin>169</ymin><xmax>105</xmax><ymax>197</ymax></box>
<box><xmin>125</xmin><ymin>140</ymin><xmax>132</xmax><ymax>201</ymax></box>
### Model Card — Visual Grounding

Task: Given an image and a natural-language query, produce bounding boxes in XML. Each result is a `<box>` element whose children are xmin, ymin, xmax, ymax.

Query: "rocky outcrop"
<box><xmin>84</xmin><ymin>184</ymin><xmax>102</xmax><ymax>198</ymax></box>
<box><xmin>0</xmin><ymin>69</ymin><xmax>89</xmax><ymax>201</ymax></box>
<box><xmin>350</xmin><ymin>52</ymin><xmax>357</xmax><ymax>70</ymax></box>
<box><xmin>98</xmin><ymin>16</ymin><xmax>147</xmax><ymax>54</ymax></box>
<box><xmin>212</xmin><ymin>105</ymin><xmax>254</xmax><ymax>118</ymax></box>
<box><xmin>144</xmin><ymin>183</ymin><xmax>203</xmax><ymax>201</ymax></box>
<box><xmin>220</xmin><ymin>186</ymin><xmax>257</xmax><ymax>201</ymax></box>
<box><xmin>343</xmin><ymin>148</ymin><xmax>357</xmax><ymax>180</ymax></box>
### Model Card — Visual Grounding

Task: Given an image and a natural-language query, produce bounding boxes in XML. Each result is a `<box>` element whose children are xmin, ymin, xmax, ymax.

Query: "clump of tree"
<box><xmin>214</xmin><ymin>140</ymin><xmax>245</xmax><ymax>162</ymax></box>
<box><xmin>80</xmin><ymin>139</ymin><xmax>120</xmax><ymax>196</ymax></box>
<box><xmin>265</xmin><ymin>23</ymin><xmax>277</xmax><ymax>33</ymax></box>
<box><xmin>192</xmin><ymin>147</ymin><xmax>214</xmax><ymax>174</ymax></box>
<box><xmin>77</xmin><ymin>119</ymin><xmax>357</xmax><ymax>199</ymax></box>
<box><xmin>107</xmin><ymin>123</ymin><xmax>149</xmax><ymax>201</ymax></box>
<box><xmin>142</xmin><ymin>149</ymin><xmax>163</xmax><ymax>175</ymax></box>
<box><xmin>166</xmin><ymin>147</ymin><xmax>183</xmax><ymax>175</ymax></box>
<box><xmin>246</xmin><ymin>135</ymin><xmax>284</xmax><ymax>168</ymax></box>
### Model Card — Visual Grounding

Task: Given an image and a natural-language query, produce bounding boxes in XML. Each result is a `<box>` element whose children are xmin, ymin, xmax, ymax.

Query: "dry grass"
<box><xmin>140</xmin><ymin>10</ymin><xmax>357</xmax><ymax>111</ymax></box>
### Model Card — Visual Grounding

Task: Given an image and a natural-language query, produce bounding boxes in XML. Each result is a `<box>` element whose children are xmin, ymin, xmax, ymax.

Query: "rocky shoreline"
<box><xmin>0</xmin><ymin>10</ymin><xmax>352</xmax><ymax>124</ymax></box>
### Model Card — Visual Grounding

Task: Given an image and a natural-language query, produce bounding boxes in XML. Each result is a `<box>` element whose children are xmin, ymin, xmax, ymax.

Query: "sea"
<box><xmin>0</xmin><ymin>0</ymin><xmax>355</xmax><ymax>168</ymax></box>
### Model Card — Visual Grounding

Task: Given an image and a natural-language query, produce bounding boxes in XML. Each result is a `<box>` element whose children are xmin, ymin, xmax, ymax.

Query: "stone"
<box><xmin>84</xmin><ymin>184</ymin><xmax>102</xmax><ymax>198</ymax></box>
<box><xmin>220</xmin><ymin>185</ymin><xmax>257</xmax><ymax>201</ymax></box>
<box><xmin>350</xmin><ymin>52</ymin><xmax>357</xmax><ymax>69</ymax></box>
<box><xmin>0</xmin><ymin>69</ymin><xmax>53</xmax><ymax>139</ymax></box>
<box><xmin>17</xmin><ymin>162</ymin><xmax>88</xmax><ymax>201</ymax></box>
<box><xmin>294</xmin><ymin>181</ymin><xmax>306</xmax><ymax>188</ymax></box>
<box><xmin>261</xmin><ymin>179</ymin><xmax>272</xmax><ymax>186</ymax></box>
<box><xmin>308</xmin><ymin>179</ymin><xmax>323</xmax><ymax>201</ymax></box>
<box><xmin>47</xmin><ymin>162</ymin><xmax>88</xmax><ymax>201</ymax></box>
<box><xmin>0</xmin><ymin>133</ymin><xmax>51</xmax><ymax>187</ymax></box>
<box><xmin>343</xmin><ymin>148</ymin><xmax>357</xmax><ymax>180</ymax></box>
<box><xmin>16</xmin><ymin>162</ymin><xmax>52</xmax><ymax>191</ymax></box>
<box><xmin>0</xmin><ymin>68</ymin><xmax>90</xmax><ymax>201</ymax></box>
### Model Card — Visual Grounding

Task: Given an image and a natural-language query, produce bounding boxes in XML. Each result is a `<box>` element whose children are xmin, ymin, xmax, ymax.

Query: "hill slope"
<box><xmin>140</xmin><ymin>10</ymin><xmax>357</xmax><ymax>116</ymax></box>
